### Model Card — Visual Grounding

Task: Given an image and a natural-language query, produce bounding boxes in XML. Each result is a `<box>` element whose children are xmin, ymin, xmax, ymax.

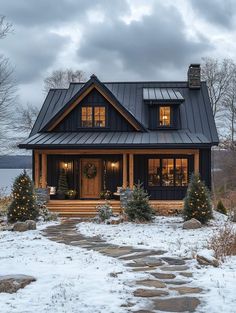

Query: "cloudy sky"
<box><xmin>1</xmin><ymin>0</ymin><xmax>236</xmax><ymax>107</ymax></box>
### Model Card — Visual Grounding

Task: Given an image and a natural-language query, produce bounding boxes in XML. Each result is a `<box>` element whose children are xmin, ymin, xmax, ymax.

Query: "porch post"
<box><xmin>41</xmin><ymin>153</ymin><xmax>47</xmax><ymax>188</ymax></box>
<box><xmin>34</xmin><ymin>151</ymin><xmax>40</xmax><ymax>188</ymax></box>
<box><xmin>129</xmin><ymin>153</ymin><xmax>134</xmax><ymax>189</ymax></box>
<box><xmin>122</xmin><ymin>153</ymin><xmax>128</xmax><ymax>188</ymax></box>
<box><xmin>194</xmin><ymin>150</ymin><xmax>199</xmax><ymax>174</ymax></box>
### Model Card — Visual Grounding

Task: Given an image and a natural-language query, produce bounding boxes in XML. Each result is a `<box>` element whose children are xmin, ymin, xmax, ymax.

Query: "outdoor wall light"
<box><xmin>64</xmin><ymin>162</ymin><xmax>68</xmax><ymax>169</ymax></box>
<box><xmin>111</xmin><ymin>161</ymin><xmax>118</xmax><ymax>168</ymax></box>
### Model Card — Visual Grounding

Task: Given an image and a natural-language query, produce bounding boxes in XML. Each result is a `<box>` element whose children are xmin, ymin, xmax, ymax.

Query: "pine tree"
<box><xmin>216</xmin><ymin>200</ymin><xmax>227</xmax><ymax>215</ymax></box>
<box><xmin>57</xmin><ymin>169</ymin><xmax>68</xmax><ymax>196</ymax></box>
<box><xmin>125</xmin><ymin>182</ymin><xmax>155</xmax><ymax>222</ymax></box>
<box><xmin>183</xmin><ymin>173</ymin><xmax>212</xmax><ymax>224</ymax></box>
<box><xmin>8</xmin><ymin>170</ymin><xmax>38</xmax><ymax>222</ymax></box>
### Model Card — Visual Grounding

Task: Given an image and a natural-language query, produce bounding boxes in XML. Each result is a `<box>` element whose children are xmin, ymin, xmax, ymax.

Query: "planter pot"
<box><xmin>68</xmin><ymin>195</ymin><xmax>76</xmax><ymax>200</ymax></box>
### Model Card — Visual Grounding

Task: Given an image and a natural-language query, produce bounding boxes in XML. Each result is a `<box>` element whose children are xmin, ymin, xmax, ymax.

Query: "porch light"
<box><xmin>64</xmin><ymin>162</ymin><xmax>68</xmax><ymax>169</ymax></box>
<box><xmin>111</xmin><ymin>161</ymin><xmax>118</xmax><ymax>168</ymax></box>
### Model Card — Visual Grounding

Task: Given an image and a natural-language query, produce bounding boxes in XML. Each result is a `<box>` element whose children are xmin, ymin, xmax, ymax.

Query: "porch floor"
<box><xmin>47</xmin><ymin>200</ymin><xmax>183</xmax><ymax>217</ymax></box>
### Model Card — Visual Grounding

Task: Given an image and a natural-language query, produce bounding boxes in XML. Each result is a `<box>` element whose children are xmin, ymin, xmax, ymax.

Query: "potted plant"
<box><xmin>66</xmin><ymin>189</ymin><xmax>77</xmax><ymax>200</ymax></box>
<box><xmin>57</xmin><ymin>169</ymin><xmax>69</xmax><ymax>200</ymax></box>
<box><xmin>100</xmin><ymin>190</ymin><xmax>112</xmax><ymax>200</ymax></box>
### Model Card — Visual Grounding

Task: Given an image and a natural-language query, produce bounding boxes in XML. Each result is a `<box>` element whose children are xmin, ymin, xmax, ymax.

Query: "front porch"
<box><xmin>34</xmin><ymin>148</ymin><xmax>200</xmax><ymax>200</ymax></box>
<box><xmin>47</xmin><ymin>199</ymin><xmax>184</xmax><ymax>217</ymax></box>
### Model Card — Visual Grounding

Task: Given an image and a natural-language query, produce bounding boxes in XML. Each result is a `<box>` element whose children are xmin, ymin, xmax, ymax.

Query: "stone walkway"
<box><xmin>43</xmin><ymin>219</ymin><xmax>203</xmax><ymax>312</ymax></box>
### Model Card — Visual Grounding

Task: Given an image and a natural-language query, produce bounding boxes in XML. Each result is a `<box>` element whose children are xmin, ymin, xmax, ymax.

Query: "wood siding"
<box><xmin>54</xmin><ymin>89</ymin><xmax>135</xmax><ymax>132</ymax></box>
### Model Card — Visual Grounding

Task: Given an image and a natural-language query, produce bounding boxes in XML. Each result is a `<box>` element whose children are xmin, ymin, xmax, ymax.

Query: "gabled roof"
<box><xmin>22</xmin><ymin>76</ymin><xmax>219</xmax><ymax>149</ymax></box>
<box><xmin>31</xmin><ymin>75</ymin><xmax>145</xmax><ymax>135</ymax></box>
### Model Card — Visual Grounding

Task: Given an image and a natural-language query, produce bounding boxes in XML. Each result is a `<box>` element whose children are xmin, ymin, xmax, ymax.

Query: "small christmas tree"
<box><xmin>216</xmin><ymin>200</ymin><xmax>227</xmax><ymax>215</ymax></box>
<box><xmin>125</xmin><ymin>182</ymin><xmax>155</xmax><ymax>222</ymax></box>
<box><xmin>57</xmin><ymin>169</ymin><xmax>69</xmax><ymax>197</ymax></box>
<box><xmin>183</xmin><ymin>173</ymin><xmax>212</xmax><ymax>224</ymax></box>
<box><xmin>8</xmin><ymin>170</ymin><xmax>38</xmax><ymax>222</ymax></box>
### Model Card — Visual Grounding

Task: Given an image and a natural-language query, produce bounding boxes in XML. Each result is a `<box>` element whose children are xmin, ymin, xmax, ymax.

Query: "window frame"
<box><xmin>157</xmin><ymin>105</ymin><xmax>174</xmax><ymax>128</ymax></box>
<box><xmin>79</xmin><ymin>105</ymin><xmax>108</xmax><ymax>129</ymax></box>
<box><xmin>147</xmin><ymin>155</ymin><xmax>191</xmax><ymax>188</ymax></box>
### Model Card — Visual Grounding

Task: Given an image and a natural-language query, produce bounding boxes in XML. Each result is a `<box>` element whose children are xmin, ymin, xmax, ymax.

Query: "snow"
<box><xmin>77</xmin><ymin>213</ymin><xmax>236</xmax><ymax>313</ymax></box>
<box><xmin>0</xmin><ymin>222</ymin><xmax>145</xmax><ymax>313</ymax></box>
<box><xmin>197</xmin><ymin>248</ymin><xmax>215</xmax><ymax>261</ymax></box>
<box><xmin>78</xmin><ymin>213</ymin><xmax>230</xmax><ymax>258</ymax></box>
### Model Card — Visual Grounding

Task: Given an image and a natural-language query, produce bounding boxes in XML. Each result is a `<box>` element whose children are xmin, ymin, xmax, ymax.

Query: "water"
<box><xmin>0</xmin><ymin>169</ymin><xmax>32</xmax><ymax>195</ymax></box>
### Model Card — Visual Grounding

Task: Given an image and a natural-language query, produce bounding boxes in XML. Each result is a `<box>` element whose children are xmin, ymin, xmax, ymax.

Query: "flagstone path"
<box><xmin>43</xmin><ymin>219</ymin><xmax>203</xmax><ymax>312</ymax></box>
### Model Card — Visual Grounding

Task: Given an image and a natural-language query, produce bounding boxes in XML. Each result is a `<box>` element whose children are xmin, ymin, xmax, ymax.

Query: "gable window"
<box><xmin>81</xmin><ymin>106</ymin><xmax>106</xmax><ymax>128</ymax></box>
<box><xmin>159</xmin><ymin>106</ymin><xmax>171</xmax><ymax>126</ymax></box>
<box><xmin>148</xmin><ymin>157</ymin><xmax>188</xmax><ymax>187</ymax></box>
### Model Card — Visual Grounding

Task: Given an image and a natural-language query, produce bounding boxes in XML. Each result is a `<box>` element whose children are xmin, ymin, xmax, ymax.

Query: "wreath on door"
<box><xmin>83</xmin><ymin>162</ymin><xmax>97</xmax><ymax>179</ymax></box>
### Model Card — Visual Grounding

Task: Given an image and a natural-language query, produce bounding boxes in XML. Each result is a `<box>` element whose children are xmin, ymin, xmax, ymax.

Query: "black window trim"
<box><xmin>147</xmin><ymin>155</ymin><xmax>192</xmax><ymax>188</ymax></box>
<box><xmin>79</xmin><ymin>105</ymin><xmax>109</xmax><ymax>129</ymax></box>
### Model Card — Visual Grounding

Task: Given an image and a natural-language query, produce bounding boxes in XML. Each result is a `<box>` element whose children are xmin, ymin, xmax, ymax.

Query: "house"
<box><xmin>19</xmin><ymin>64</ymin><xmax>219</xmax><ymax>216</ymax></box>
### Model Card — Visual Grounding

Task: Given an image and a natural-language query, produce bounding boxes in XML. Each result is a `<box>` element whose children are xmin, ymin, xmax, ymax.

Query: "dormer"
<box><xmin>143</xmin><ymin>87</ymin><xmax>184</xmax><ymax>130</ymax></box>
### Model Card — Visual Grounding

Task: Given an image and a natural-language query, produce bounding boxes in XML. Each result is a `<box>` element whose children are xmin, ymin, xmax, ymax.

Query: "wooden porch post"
<box><xmin>41</xmin><ymin>153</ymin><xmax>47</xmax><ymax>188</ymax></box>
<box><xmin>34</xmin><ymin>151</ymin><xmax>40</xmax><ymax>188</ymax></box>
<box><xmin>194</xmin><ymin>150</ymin><xmax>199</xmax><ymax>174</ymax></box>
<box><xmin>129</xmin><ymin>153</ymin><xmax>134</xmax><ymax>189</ymax></box>
<box><xmin>122</xmin><ymin>153</ymin><xmax>128</xmax><ymax>188</ymax></box>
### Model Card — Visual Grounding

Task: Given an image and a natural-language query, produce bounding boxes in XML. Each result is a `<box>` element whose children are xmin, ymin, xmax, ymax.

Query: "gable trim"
<box><xmin>47</xmin><ymin>84</ymin><xmax>143</xmax><ymax>132</ymax></box>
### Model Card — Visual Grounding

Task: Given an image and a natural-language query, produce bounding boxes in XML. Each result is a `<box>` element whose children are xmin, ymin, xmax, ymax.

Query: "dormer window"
<box><xmin>159</xmin><ymin>106</ymin><xmax>171</xmax><ymax>126</ymax></box>
<box><xmin>81</xmin><ymin>106</ymin><xmax>106</xmax><ymax>128</ymax></box>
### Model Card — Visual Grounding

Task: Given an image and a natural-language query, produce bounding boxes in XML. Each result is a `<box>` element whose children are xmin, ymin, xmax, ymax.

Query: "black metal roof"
<box><xmin>20</xmin><ymin>76</ymin><xmax>219</xmax><ymax>149</ymax></box>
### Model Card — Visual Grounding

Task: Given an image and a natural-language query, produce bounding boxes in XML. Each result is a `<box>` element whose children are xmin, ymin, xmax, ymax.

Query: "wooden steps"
<box><xmin>47</xmin><ymin>200</ymin><xmax>183</xmax><ymax>217</ymax></box>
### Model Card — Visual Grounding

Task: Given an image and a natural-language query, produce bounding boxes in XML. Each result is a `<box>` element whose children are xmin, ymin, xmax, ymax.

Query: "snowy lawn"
<box><xmin>78</xmin><ymin>213</ymin><xmax>229</xmax><ymax>258</ymax></box>
<box><xmin>0</xmin><ymin>222</ymin><xmax>145</xmax><ymax>313</ymax></box>
<box><xmin>78</xmin><ymin>213</ymin><xmax>236</xmax><ymax>313</ymax></box>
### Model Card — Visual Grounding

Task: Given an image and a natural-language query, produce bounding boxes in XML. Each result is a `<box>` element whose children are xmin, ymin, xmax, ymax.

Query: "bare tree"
<box><xmin>0</xmin><ymin>16</ymin><xmax>15</xmax><ymax>152</ymax></box>
<box><xmin>201</xmin><ymin>57</ymin><xmax>235</xmax><ymax>119</ymax></box>
<box><xmin>43</xmin><ymin>68</ymin><xmax>86</xmax><ymax>93</ymax></box>
<box><xmin>0</xmin><ymin>15</ymin><xmax>12</xmax><ymax>39</ymax></box>
<box><xmin>11</xmin><ymin>103</ymin><xmax>39</xmax><ymax>135</ymax></box>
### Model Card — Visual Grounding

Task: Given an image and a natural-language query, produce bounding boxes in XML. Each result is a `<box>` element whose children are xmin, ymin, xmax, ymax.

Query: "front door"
<box><xmin>80</xmin><ymin>159</ymin><xmax>101</xmax><ymax>199</ymax></box>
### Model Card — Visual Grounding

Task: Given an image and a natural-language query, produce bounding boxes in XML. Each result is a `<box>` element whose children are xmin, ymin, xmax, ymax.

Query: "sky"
<box><xmin>1</xmin><ymin>0</ymin><xmax>236</xmax><ymax>108</ymax></box>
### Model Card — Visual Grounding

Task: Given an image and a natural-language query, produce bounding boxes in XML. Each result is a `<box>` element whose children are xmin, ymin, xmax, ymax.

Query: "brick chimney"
<box><xmin>188</xmin><ymin>64</ymin><xmax>201</xmax><ymax>89</ymax></box>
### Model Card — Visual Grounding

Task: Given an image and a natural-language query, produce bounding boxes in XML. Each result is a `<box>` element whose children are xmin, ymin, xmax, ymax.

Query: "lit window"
<box><xmin>162</xmin><ymin>159</ymin><xmax>174</xmax><ymax>186</ymax></box>
<box><xmin>148</xmin><ymin>159</ymin><xmax>161</xmax><ymax>186</ymax></box>
<box><xmin>159</xmin><ymin>106</ymin><xmax>171</xmax><ymax>126</ymax></box>
<box><xmin>81</xmin><ymin>107</ymin><xmax>92</xmax><ymax>127</ymax></box>
<box><xmin>148</xmin><ymin>157</ymin><xmax>189</xmax><ymax>187</ymax></box>
<box><xmin>81</xmin><ymin>106</ymin><xmax>106</xmax><ymax>128</ymax></box>
<box><xmin>94</xmin><ymin>107</ymin><xmax>106</xmax><ymax>127</ymax></box>
<box><xmin>175</xmin><ymin>159</ymin><xmax>188</xmax><ymax>186</ymax></box>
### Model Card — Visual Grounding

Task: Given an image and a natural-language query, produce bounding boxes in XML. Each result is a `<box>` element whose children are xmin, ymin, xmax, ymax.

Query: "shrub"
<box><xmin>8</xmin><ymin>170</ymin><xmax>38</xmax><ymax>222</ymax></box>
<box><xmin>208</xmin><ymin>223</ymin><xmax>236</xmax><ymax>262</ymax></box>
<box><xmin>216</xmin><ymin>200</ymin><xmax>227</xmax><ymax>215</ymax></box>
<box><xmin>97</xmin><ymin>202</ymin><xmax>113</xmax><ymax>222</ymax></box>
<box><xmin>124</xmin><ymin>182</ymin><xmax>155</xmax><ymax>222</ymax></box>
<box><xmin>183</xmin><ymin>173</ymin><xmax>212</xmax><ymax>224</ymax></box>
<box><xmin>37</xmin><ymin>202</ymin><xmax>58</xmax><ymax>222</ymax></box>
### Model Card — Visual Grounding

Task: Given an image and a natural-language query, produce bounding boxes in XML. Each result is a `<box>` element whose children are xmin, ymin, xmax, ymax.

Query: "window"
<box><xmin>148</xmin><ymin>159</ymin><xmax>161</xmax><ymax>186</ymax></box>
<box><xmin>148</xmin><ymin>157</ymin><xmax>188</xmax><ymax>187</ymax></box>
<box><xmin>81</xmin><ymin>106</ymin><xmax>106</xmax><ymax>128</ymax></box>
<box><xmin>159</xmin><ymin>106</ymin><xmax>171</xmax><ymax>126</ymax></box>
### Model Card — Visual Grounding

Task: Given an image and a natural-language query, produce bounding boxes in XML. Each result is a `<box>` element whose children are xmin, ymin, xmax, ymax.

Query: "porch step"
<box><xmin>46</xmin><ymin>200</ymin><xmax>183</xmax><ymax>217</ymax></box>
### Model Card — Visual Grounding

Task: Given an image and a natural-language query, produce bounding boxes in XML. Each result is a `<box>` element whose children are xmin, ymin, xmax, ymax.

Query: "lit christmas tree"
<box><xmin>183</xmin><ymin>173</ymin><xmax>212</xmax><ymax>224</ymax></box>
<box><xmin>8</xmin><ymin>170</ymin><xmax>38</xmax><ymax>222</ymax></box>
<box><xmin>125</xmin><ymin>182</ymin><xmax>155</xmax><ymax>222</ymax></box>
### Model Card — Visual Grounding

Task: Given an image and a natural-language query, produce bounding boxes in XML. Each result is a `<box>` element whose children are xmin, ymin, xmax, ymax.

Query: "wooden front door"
<box><xmin>80</xmin><ymin>159</ymin><xmax>101</xmax><ymax>199</ymax></box>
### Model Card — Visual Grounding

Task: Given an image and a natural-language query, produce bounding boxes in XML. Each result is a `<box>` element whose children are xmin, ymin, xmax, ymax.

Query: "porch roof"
<box><xmin>19</xmin><ymin>130</ymin><xmax>211</xmax><ymax>149</ymax></box>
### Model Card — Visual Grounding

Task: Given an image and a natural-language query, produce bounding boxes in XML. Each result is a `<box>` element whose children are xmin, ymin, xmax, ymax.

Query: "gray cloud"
<box><xmin>1</xmin><ymin>27</ymin><xmax>69</xmax><ymax>83</ymax></box>
<box><xmin>0</xmin><ymin>0</ymin><xmax>129</xmax><ymax>27</ymax></box>
<box><xmin>190</xmin><ymin>0</ymin><xmax>236</xmax><ymax>28</ymax></box>
<box><xmin>78</xmin><ymin>3</ymin><xmax>212</xmax><ymax>80</ymax></box>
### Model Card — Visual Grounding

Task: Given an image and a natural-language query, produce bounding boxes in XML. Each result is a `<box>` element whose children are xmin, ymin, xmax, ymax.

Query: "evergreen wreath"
<box><xmin>83</xmin><ymin>162</ymin><xmax>97</xmax><ymax>179</ymax></box>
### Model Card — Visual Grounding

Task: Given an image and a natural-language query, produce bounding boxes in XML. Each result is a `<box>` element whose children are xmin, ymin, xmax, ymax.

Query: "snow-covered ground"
<box><xmin>0</xmin><ymin>222</ymin><xmax>144</xmax><ymax>313</ymax></box>
<box><xmin>78</xmin><ymin>213</ymin><xmax>229</xmax><ymax>258</ymax></box>
<box><xmin>78</xmin><ymin>213</ymin><xmax>236</xmax><ymax>313</ymax></box>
